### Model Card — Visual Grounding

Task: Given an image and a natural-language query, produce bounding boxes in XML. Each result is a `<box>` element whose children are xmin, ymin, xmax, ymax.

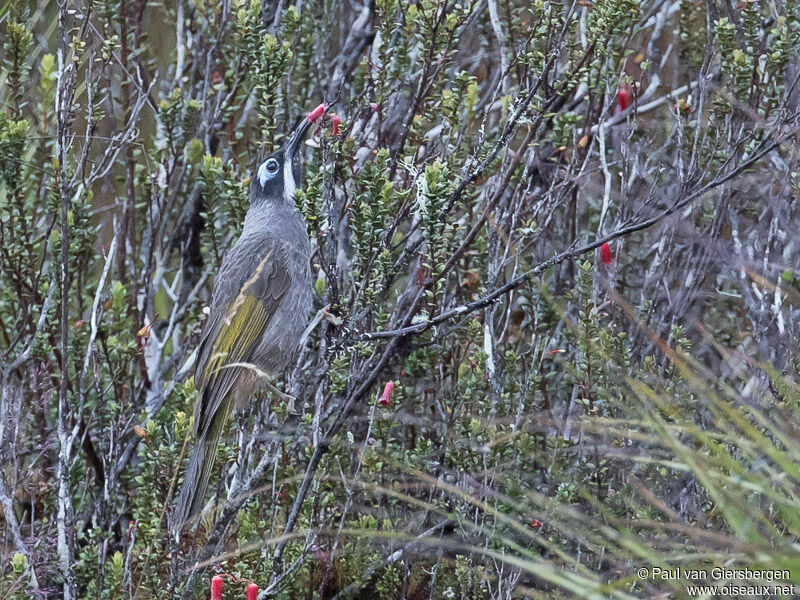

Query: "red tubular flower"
<box><xmin>331</xmin><ymin>114</ymin><xmax>341</xmax><ymax>136</ymax></box>
<box><xmin>210</xmin><ymin>575</ymin><xmax>223</xmax><ymax>600</ymax></box>
<box><xmin>380</xmin><ymin>381</ymin><xmax>394</xmax><ymax>407</ymax></box>
<box><xmin>600</xmin><ymin>242</ymin><xmax>613</xmax><ymax>265</ymax></box>
<box><xmin>617</xmin><ymin>84</ymin><xmax>632</xmax><ymax>111</ymax></box>
<box><xmin>246</xmin><ymin>583</ymin><xmax>258</xmax><ymax>600</ymax></box>
<box><xmin>306</xmin><ymin>103</ymin><xmax>325</xmax><ymax>123</ymax></box>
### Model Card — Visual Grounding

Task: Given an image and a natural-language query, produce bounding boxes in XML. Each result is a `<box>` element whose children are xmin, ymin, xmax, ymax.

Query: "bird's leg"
<box><xmin>263</xmin><ymin>380</ymin><xmax>297</xmax><ymax>414</ymax></box>
<box><xmin>298</xmin><ymin>304</ymin><xmax>335</xmax><ymax>348</ymax></box>
<box><xmin>323</xmin><ymin>309</ymin><xmax>342</xmax><ymax>326</ymax></box>
<box><xmin>297</xmin><ymin>305</ymin><xmax>343</xmax><ymax>358</ymax></box>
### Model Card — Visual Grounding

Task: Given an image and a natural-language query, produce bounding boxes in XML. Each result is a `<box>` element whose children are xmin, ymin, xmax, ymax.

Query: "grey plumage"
<box><xmin>171</xmin><ymin>118</ymin><xmax>314</xmax><ymax>533</ymax></box>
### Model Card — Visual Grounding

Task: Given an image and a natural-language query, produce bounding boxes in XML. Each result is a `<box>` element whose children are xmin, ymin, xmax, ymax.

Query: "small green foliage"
<box><xmin>2</xmin><ymin>21</ymin><xmax>33</xmax><ymax>116</ymax></box>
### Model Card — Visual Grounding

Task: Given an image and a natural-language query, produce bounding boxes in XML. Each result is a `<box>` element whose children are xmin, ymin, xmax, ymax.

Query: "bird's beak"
<box><xmin>285</xmin><ymin>103</ymin><xmax>325</xmax><ymax>160</ymax></box>
<box><xmin>285</xmin><ymin>118</ymin><xmax>312</xmax><ymax>160</ymax></box>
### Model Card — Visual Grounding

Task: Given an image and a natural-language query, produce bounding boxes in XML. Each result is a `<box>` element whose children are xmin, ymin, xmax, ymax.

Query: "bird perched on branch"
<box><xmin>171</xmin><ymin>107</ymin><xmax>323</xmax><ymax>532</ymax></box>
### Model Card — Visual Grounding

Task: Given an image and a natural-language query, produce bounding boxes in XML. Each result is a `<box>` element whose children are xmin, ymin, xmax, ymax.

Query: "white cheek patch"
<box><xmin>257</xmin><ymin>161</ymin><xmax>269</xmax><ymax>187</ymax></box>
<box><xmin>283</xmin><ymin>156</ymin><xmax>296</xmax><ymax>203</ymax></box>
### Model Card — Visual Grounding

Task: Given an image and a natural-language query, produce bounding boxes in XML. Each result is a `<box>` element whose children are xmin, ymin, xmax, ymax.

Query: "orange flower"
<box><xmin>600</xmin><ymin>242</ymin><xmax>613</xmax><ymax>265</ymax></box>
<box><xmin>210</xmin><ymin>575</ymin><xmax>223</xmax><ymax>600</ymax></box>
<box><xmin>306</xmin><ymin>103</ymin><xmax>325</xmax><ymax>123</ymax></box>
<box><xmin>246</xmin><ymin>582</ymin><xmax>258</xmax><ymax>600</ymax></box>
<box><xmin>380</xmin><ymin>381</ymin><xmax>394</xmax><ymax>407</ymax></box>
<box><xmin>617</xmin><ymin>84</ymin><xmax>632</xmax><ymax>111</ymax></box>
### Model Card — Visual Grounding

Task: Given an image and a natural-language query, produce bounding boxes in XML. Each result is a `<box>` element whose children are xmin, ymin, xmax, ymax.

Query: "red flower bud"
<box><xmin>331</xmin><ymin>114</ymin><xmax>341</xmax><ymax>136</ymax></box>
<box><xmin>210</xmin><ymin>575</ymin><xmax>223</xmax><ymax>600</ymax></box>
<box><xmin>617</xmin><ymin>84</ymin><xmax>632</xmax><ymax>111</ymax></box>
<box><xmin>306</xmin><ymin>103</ymin><xmax>325</xmax><ymax>123</ymax></box>
<box><xmin>531</xmin><ymin>518</ymin><xmax>542</xmax><ymax>529</ymax></box>
<box><xmin>246</xmin><ymin>583</ymin><xmax>258</xmax><ymax>600</ymax></box>
<box><xmin>369</xmin><ymin>102</ymin><xmax>379</xmax><ymax>112</ymax></box>
<box><xmin>600</xmin><ymin>242</ymin><xmax>613</xmax><ymax>265</ymax></box>
<box><xmin>380</xmin><ymin>381</ymin><xmax>394</xmax><ymax>407</ymax></box>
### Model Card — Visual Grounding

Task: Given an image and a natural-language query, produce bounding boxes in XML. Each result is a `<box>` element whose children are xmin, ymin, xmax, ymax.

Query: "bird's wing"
<box><xmin>193</xmin><ymin>236</ymin><xmax>292</xmax><ymax>434</ymax></box>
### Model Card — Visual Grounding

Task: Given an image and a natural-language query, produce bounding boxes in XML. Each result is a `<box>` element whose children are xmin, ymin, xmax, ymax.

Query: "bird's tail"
<box><xmin>170</xmin><ymin>396</ymin><xmax>232</xmax><ymax>534</ymax></box>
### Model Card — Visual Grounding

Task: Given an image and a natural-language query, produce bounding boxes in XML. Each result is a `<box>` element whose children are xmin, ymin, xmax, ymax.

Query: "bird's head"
<box><xmin>251</xmin><ymin>112</ymin><xmax>318</xmax><ymax>206</ymax></box>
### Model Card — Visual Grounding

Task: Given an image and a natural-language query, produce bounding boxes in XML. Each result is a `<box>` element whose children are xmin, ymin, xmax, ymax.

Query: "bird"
<box><xmin>171</xmin><ymin>110</ymin><xmax>320</xmax><ymax>532</ymax></box>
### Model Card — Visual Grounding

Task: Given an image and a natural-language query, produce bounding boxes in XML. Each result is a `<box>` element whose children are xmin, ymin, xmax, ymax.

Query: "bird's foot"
<box><xmin>323</xmin><ymin>307</ymin><xmax>342</xmax><ymax>326</ymax></box>
<box><xmin>298</xmin><ymin>305</ymin><xmax>342</xmax><ymax>349</ymax></box>
<box><xmin>263</xmin><ymin>381</ymin><xmax>299</xmax><ymax>415</ymax></box>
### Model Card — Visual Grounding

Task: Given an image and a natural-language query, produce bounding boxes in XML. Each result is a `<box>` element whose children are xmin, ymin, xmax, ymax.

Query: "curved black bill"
<box><xmin>285</xmin><ymin>116</ymin><xmax>315</xmax><ymax>160</ymax></box>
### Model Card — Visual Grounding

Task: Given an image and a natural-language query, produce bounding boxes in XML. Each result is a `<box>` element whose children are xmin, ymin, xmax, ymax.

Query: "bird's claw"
<box><xmin>323</xmin><ymin>308</ymin><xmax>342</xmax><ymax>326</ymax></box>
<box><xmin>263</xmin><ymin>381</ymin><xmax>298</xmax><ymax>414</ymax></box>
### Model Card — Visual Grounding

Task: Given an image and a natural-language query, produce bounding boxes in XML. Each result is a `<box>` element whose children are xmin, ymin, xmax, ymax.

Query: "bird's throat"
<box><xmin>283</xmin><ymin>155</ymin><xmax>297</xmax><ymax>204</ymax></box>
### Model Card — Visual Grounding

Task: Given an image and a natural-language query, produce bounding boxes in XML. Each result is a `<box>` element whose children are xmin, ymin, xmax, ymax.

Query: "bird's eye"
<box><xmin>258</xmin><ymin>158</ymin><xmax>281</xmax><ymax>186</ymax></box>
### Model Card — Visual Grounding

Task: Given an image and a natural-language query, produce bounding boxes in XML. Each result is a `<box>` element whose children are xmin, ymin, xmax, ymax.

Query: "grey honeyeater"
<box><xmin>171</xmin><ymin>114</ymin><xmax>316</xmax><ymax>532</ymax></box>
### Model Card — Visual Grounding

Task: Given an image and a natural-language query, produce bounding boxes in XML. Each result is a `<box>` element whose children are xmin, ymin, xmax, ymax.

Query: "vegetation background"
<box><xmin>1</xmin><ymin>0</ymin><xmax>800</xmax><ymax>598</ymax></box>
